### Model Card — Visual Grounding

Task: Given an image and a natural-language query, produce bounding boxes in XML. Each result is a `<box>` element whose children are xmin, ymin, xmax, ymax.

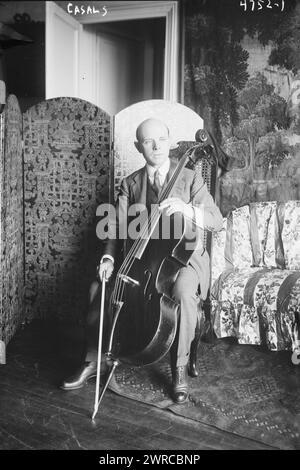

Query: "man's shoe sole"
<box><xmin>59</xmin><ymin>373</ymin><xmax>97</xmax><ymax>391</ymax></box>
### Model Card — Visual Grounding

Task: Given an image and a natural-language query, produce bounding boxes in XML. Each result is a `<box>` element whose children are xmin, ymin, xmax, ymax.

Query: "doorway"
<box><xmin>85</xmin><ymin>18</ymin><xmax>165</xmax><ymax>115</ymax></box>
<box><xmin>46</xmin><ymin>1</ymin><xmax>180</xmax><ymax>113</ymax></box>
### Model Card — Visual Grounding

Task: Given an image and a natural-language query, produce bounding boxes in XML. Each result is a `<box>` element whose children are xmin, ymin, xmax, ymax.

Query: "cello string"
<box><xmin>112</xmin><ymin>146</ymin><xmax>197</xmax><ymax>305</ymax></box>
<box><xmin>112</xmin><ymin>148</ymin><xmax>191</xmax><ymax>304</ymax></box>
<box><xmin>120</xmin><ymin>146</ymin><xmax>194</xmax><ymax>270</ymax></box>
<box><xmin>113</xmin><ymin>147</ymin><xmax>196</xmax><ymax>307</ymax></box>
<box><xmin>124</xmin><ymin>145</ymin><xmax>196</xmax><ymax>267</ymax></box>
<box><xmin>112</xmin><ymin>147</ymin><xmax>196</xmax><ymax>306</ymax></box>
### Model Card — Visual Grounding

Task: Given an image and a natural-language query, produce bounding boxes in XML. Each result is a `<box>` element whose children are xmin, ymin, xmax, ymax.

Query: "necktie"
<box><xmin>153</xmin><ymin>170</ymin><xmax>162</xmax><ymax>196</ymax></box>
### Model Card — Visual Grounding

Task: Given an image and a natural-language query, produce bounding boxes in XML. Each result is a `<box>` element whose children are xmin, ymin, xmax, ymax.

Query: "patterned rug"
<box><xmin>108</xmin><ymin>339</ymin><xmax>300</xmax><ymax>449</ymax></box>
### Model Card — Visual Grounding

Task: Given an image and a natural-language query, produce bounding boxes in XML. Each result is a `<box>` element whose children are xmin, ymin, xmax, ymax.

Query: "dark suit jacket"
<box><xmin>103</xmin><ymin>158</ymin><xmax>223</xmax><ymax>299</ymax></box>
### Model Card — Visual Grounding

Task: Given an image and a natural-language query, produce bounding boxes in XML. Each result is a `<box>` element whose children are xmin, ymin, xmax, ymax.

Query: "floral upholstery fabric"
<box><xmin>227</xmin><ymin>205</ymin><xmax>253</xmax><ymax>268</ymax></box>
<box><xmin>249</xmin><ymin>202</ymin><xmax>273</xmax><ymax>266</ymax></box>
<box><xmin>211</xmin><ymin>267</ymin><xmax>261</xmax><ymax>342</ymax></box>
<box><xmin>250</xmin><ymin>201</ymin><xmax>284</xmax><ymax>269</ymax></box>
<box><xmin>281</xmin><ymin>201</ymin><xmax>300</xmax><ymax>270</ymax></box>
<box><xmin>211</xmin><ymin>217</ymin><xmax>230</xmax><ymax>285</ymax></box>
<box><xmin>211</xmin><ymin>206</ymin><xmax>253</xmax><ymax>289</ymax></box>
<box><xmin>264</xmin><ymin>202</ymin><xmax>284</xmax><ymax>268</ymax></box>
<box><xmin>211</xmin><ymin>200</ymin><xmax>300</xmax><ymax>352</ymax></box>
<box><xmin>211</xmin><ymin>268</ymin><xmax>300</xmax><ymax>351</ymax></box>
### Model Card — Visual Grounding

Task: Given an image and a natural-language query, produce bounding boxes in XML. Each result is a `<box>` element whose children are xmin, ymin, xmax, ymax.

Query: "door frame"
<box><xmin>51</xmin><ymin>1</ymin><xmax>180</xmax><ymax>102</ymax></box>
<box><xmin>46</xmin><ymin>1</ymin><xmax>82</xmax><ymax>99</ymax></box>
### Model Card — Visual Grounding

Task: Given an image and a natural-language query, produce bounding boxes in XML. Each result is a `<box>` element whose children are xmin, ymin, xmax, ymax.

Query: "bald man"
<box><xmin>61</xmin><ymin>118</ymin><xmax>223</xmax><ymax>404</ymax></box>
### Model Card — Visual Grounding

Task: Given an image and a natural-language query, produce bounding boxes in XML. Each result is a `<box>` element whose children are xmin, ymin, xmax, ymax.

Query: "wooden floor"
<box><xmin>0</xmin><ymin>321</ymin><xmax>276</xmax><ymax>450</ymax></box>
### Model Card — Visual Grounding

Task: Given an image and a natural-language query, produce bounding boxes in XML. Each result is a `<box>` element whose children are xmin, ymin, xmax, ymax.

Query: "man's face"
<box><xmin>135</xmin><ymin>119</ymin><xmax>171</xmax><ymax>168</ymax></box>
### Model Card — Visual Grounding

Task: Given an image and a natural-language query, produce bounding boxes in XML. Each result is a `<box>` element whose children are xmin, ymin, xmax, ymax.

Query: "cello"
<box><xmin>94</xmin><ymin>130</ymin><xmax>217</xmax><ymax>412</ymax></box>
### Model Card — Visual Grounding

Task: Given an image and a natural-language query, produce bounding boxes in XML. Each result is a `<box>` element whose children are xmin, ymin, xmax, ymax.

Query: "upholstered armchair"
<box><xmin>211</xmin><ymin>201</ymin><xmax>300</xmax><ymax>352</ymax></box>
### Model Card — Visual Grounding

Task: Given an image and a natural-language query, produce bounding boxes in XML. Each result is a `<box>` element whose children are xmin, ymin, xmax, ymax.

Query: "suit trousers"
<box><xmin>84</xmin><ymin>264</ymin><xmax>200</xmax><ymax>367</ymax></box>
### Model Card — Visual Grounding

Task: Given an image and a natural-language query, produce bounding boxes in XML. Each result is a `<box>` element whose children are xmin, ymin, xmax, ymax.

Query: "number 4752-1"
<box><xmin>240</xmin><ymin>1</ymin><xmax>285</xmax><ymax>11</ymax></box>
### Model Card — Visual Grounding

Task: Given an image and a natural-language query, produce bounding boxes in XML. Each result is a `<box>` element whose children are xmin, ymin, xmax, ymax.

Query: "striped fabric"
<box><xmin>281</xmin><ymin>201</ymin><xmax>300</xmax><ymax>270</ymax></box>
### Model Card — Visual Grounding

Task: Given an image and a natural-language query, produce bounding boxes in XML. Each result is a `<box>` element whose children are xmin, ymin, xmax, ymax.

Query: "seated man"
<box><xmin>61</xmin><ymin>118</ymin><xmax>223</xmax><ymax>403</ymax></box>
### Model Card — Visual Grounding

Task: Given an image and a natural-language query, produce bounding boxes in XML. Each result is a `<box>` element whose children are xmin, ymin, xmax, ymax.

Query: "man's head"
<box><xmin>135</xmin><ymin>118</ymin><xmax>171</xmax><ymax>168</ymax></box>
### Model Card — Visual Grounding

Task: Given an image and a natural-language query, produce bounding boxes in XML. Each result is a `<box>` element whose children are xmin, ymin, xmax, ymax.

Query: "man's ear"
<box><xmin>134</xmin><ymin>141</ymin><xmax>142</xmax><ymax>153</ymax></box>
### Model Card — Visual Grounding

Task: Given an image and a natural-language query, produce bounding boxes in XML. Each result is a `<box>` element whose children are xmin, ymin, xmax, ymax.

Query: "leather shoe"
<box><xmin>60</xmin><ymin>361</ymin><xmax>98</xmax><ymax>390</ymax></box>
<box><xmin>172</xmin><ymin>365</ymin><xmax>189</xmax><ymax>404</ymax></box>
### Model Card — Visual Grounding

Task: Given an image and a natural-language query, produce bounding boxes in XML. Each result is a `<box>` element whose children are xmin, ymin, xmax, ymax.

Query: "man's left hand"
<box><xmin>159</xmin><ymin>197</ymin><xmax>193</xmax><ymax>218</ymax></box>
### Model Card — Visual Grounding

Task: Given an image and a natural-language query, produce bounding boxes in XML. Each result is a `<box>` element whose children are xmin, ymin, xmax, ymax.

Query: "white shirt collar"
<box><xmin>146</xmin><ymin>158</ymin><xmax>170</xmax><ymax>184</ymax></box>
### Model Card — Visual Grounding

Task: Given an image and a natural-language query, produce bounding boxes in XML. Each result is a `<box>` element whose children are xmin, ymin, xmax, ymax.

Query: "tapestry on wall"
<box><xmin>0</xmin><ymin>95</ymin><xmax>24</xmax><ymax>347</ymax></box>
<box><xmin>23</xmin><ymin>98</ymin><xmax>111</xmax><ymax>323</ymax></box>
<box><xmin>184</xmin><ymin>0</ymin><xmax>300</xmax><ymax>216</ymax></box>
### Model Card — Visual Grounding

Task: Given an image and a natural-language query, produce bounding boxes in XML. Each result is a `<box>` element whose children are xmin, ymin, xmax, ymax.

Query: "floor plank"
<box><xmin>0</xmin><ymin>322</ymin><xmax>276</xmax><ymax>450</ymax></box>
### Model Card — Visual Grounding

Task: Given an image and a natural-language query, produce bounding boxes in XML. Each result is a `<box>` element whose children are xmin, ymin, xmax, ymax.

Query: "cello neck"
<box><xmin>133</xmin><ymin>149</ymin><xmax>194</xmax><ymax>260</ymax></box>
<box><xmin>158</xmin><ymin>150</ymin><xmax>191</xmax><ymax>203</ymax></box>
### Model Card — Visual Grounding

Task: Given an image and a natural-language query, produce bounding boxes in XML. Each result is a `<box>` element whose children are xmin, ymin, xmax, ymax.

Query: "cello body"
<box><xmin>109</xmin><ymin>212</ymin><xmax>199</xmax><ymax>366</ymax></box>
<box><xmin>106</xmin><ymin>137</ymin><xmax>215</xmax><ymax>367</ymax></box>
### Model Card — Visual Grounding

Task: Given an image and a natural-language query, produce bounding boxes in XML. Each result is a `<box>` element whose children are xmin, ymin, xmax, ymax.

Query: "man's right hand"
<box><xmin>98</xmin><ymin>259</ymin><xmax>114</xmax><ymax>281</ymax></box>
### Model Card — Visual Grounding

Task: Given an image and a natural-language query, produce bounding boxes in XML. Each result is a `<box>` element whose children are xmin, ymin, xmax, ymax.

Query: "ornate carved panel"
<box><xmin>0</xmin><ymin>95</ymin><xmax>24</xmax><ymax>345</ymax></box>
<box><xmin>23</xmin><ymin>98</ymin><xmax>111</xmax><ymax>322</ymax></box>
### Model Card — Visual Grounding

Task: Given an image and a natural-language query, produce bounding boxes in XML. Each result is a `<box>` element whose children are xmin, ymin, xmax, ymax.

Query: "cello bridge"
<box><xmin>118</xmin><ymin>274</ymin><xmax>140</xmax><ymax>287</ymax></box>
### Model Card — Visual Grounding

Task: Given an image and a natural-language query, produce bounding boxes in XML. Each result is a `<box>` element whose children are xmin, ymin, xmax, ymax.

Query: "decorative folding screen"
<box><xmin>23</xmin><ymin>98</ymin><xmax>111</xmax><ymax>322</ymax></box>
<box><xmin>1</xmin><ymin>96</ymin><xmax>215</xmax><ymax>347</ymax></box>
<box><xmin>0</xmin><ymin>95</ymin><xmax>24</xmax><ymax>349</ymax></box>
